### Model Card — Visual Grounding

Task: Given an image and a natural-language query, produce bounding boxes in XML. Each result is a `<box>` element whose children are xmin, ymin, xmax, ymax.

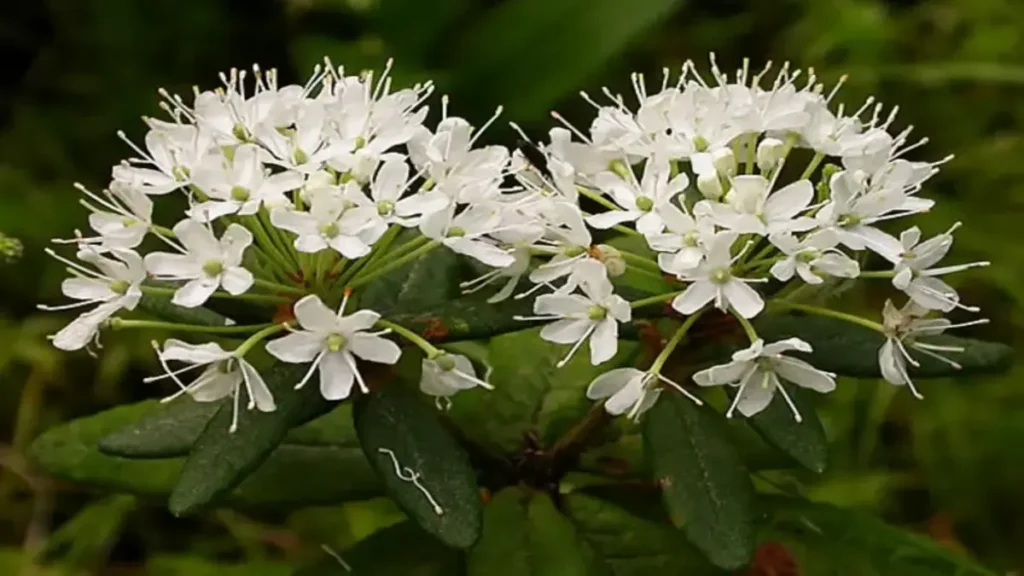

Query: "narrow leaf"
<box><xmin>138</xmin><ymin>293</ymin><xmax>234</xmax><ymax>327</ymax></box>
<box><xmin>643</xmin><ymin>393</ymin><xmax>756</xmax><ymax>570</ymax></box>
<box><xmin>295</xmin><ymin>521</ymin><xmax>462</xmax><ymax>576</ymax></box>
<box><xmin>466</xmin><ymin>487</ymin><xmax>530</xmax><ymax>576</ymax></box>
<box><xmin>757</xmin><ymin>314</ymin><xmax>1012</xmax><ymax>378</ymax></box>
<box><xmin>745</xmin><ymin>385</ymin><xmax>828</xmax><ymax>473</ymax></box>
<box><xmin>169</xmin><ymin>363</ymin><xmax>335</xmax><ymax>516</ymax></box>
<box><xmin>386</xmin><ymin>292</ymin><xmax>538</xmax><ymax>343</ymax></box>
<box><xmin>359</xmin><ymin>240</ymin><xmax>462</xmax><ymax>314</ymax></box>
<box><xmin>98</xmin><ymin>399</ymin><xmax>220</xmax><ymax>459</ymax></box>
<box><xmin>354</xmin><ymin>383</ymin><xmax>482</xmax><ymax>549</ymax></box>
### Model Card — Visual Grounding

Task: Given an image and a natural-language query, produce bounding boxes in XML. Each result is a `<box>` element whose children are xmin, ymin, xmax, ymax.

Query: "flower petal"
<box><xmin>540</xmin><ymin>318</ymin><xmax>593</xmax><ymax>344</ymax></box>
<box><xmin>348</xmin><ymin>333</ymin><xmax>401</xmax><ymax>364</ymax></box>
<box><xmin>587</xmin><ymin>368</ymin><xmax>643</xmax><ymax>400</ymax></box>
<box><xmin>589</xmin><ymin>318</ymin><xmax>619</xmax><ymax>365</ymax></box>
<box><xmin>722</xmin><ymin>280</ymin><xmax>765</xmax><ymax>319</ymax></box>
<box><xmin>693</xmin><ymin>360</ymin><xmax>750</xmax><ymax>387</ymax></box>
<box><xmin>172</xmin><ymin>277</ymin><xmax>219</xmax><ymax>308</ymax></box>
<box><xmin>672</xmin><ymin>280</ymin><xmax>717</xmax><ymax>314</ymax></box>
<box><xmin>220</xmin><ymin>266</ymin><xmax>253</xmax><ymax>295</ymax></box>
<box><xmin>772</xmin><ymin>356</ymin><xmax>836</xmax><ymax>393</ymax></box>
<box><xmin>319</xmin><ymin>352</ymin><xmax>356</xmax><ymax>401</ymax></box>
<box><xmin>265</xmin><ymin>331</ymin><xmax>324</xmax><ymax>363</ymax></box>
<box><xmin>293</xmin><ymin>295</ymin><xmax>342</xmax><ymax>333</ymax></box>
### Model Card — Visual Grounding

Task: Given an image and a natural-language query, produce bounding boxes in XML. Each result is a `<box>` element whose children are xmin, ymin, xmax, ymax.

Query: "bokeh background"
<box><xmin>0</xmin><ymin>0</ymin><xmax>1022</xmax><ymax>573</ymax></box>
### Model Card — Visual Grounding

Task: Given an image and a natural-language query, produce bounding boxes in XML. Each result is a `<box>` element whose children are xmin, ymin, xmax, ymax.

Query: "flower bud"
<box><xmin>756</xmin><ymin>138</ymin><xmax>785</xmax><ymax>173</ymax></box>
<box><xmin>696</xmin><ymin>171</ymin><xmax>723</xmax><ymax>200</ymax></box>
<box><xmin>0</xmin><ymin>233</ymin><xmax>22</xmax><ymax>264</ymax></box>
<box><xmin>594</xmin><ymin>244</ymin><xmax>626</xmax><ymax>277</ymax></box>
<box><xmin>712</xmin><ymin>148</ymin><xmax>737</xmax><ymax>177</ymax></box>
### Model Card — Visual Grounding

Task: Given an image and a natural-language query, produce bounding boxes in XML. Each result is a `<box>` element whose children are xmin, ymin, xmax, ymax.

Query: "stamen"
<box><xmin>655</xmin><ymin>374</ymin><xmax>703</xmax><ymax>405</ymax></box>
<box><xmin>295</xmin><ymin>351</ymin><xmax>324</xmax><ymax>390</ymax></box>
<box><xmin>556</xmin><ymin>324</ymin><xmax>596</xmax><ymax>368</ymax></box>
<box><xmin>377</xmin><ymin>448</ymin><xmax>444</xmax><ymax>515</ymax></box>
<box><xmin>774</xmin><ymin>382</ymin><xmax>803</xmax><ymax>422</ymax></box>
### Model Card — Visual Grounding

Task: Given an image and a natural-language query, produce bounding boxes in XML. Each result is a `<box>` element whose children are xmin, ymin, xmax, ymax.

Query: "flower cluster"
<box><xmin>40</xmin><ymin>56</ymin><xmax>990</xmax><ymax>429</ymax></box>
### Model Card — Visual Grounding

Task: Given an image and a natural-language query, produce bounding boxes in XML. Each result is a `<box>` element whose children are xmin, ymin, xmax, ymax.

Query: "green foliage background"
<box><xmin>0</xmin><ymin>0</ymin><xmax>1021</xmax><ymax>573</ymax></box>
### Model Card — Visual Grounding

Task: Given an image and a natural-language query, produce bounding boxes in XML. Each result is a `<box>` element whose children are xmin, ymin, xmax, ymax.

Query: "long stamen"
<box><xmin>556</xmin><ymin>324</ymin><xmax>596</xmax><ymax>368</ymax></box>
<box><xmin>656</xmin><ymin>373</ymin><xmax>703</xmax><ymax>405</ymax></box>
<box><xmin>773</xmin><ymin>382</ymin><xmax>803</xmax><ymax>422</ymax></box>
<box><xmin>295</xmin><ymin>351</ymin><xmax>324</xmax><ymax>390</ymax></box>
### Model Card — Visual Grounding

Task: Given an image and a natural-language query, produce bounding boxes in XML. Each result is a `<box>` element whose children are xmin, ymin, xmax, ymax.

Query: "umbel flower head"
<box><xmin>37</xmin><ymin>55</ymin><xmax>993</xmax><ymax>431</ymax></box>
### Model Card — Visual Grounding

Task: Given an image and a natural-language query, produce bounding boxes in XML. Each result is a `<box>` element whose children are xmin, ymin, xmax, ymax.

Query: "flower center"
<box><xmin>376</xmin><ymin>200</ymin><xmax>395</xmax><ymax>216</ymax></box>
<box><xmin>172</xmin><ymin>166</ymin><xmax>190</xmax><ymax>182</ymax></box>
<box><xmin>230</xmin><ymin>186</ymin><xmax>251</xmax><ymax>202</ymax></box>
<box><xmin>326</xmin><ymin>333</ymin><xmax>347</xmax><ymax>352</ymax></box>
<box><xmin>587</xmin><ymin>305</ymin><xmax>608</xmax><ymax>321</ymax></box>
<box><xmin>447</xmin><ymin>227</ymin><xmax>467</xmax><ymax>238</ymax></box>
<box><xmin>217</xmin><ymin>358</ymin><xmax>236</xmax><ymax>374</ymax></box>
<box><xmin>635</xmin><ymin>196</ymin><xmax>654</xmax><ymax>212</ymax></box>
<box><xmin>202</xmin><ymin>260</ymin><xmax>224</xmax><ymax>277</ymax></box>
<box><xmin>292</xmin><ymin>148</ymin><xmax>310</xmax><ymax>165</ymax></box>
<box><xmin>108</xmin><ymin>279</ymin><xmax>130</xmax><ymax>295</ymax></box>
<box><xmin>838</xmin><ymin>214</ymin><xmax>861</xmax><ymax>228</ymax></box>
<box><xmin>436</xmin><ymin>354</ymin><xmax>457</xmax><ymax>372</ymax></box>
<box><xmin>710</xmin><ymin>267</ymin><xmax>731</xmax><ymax>285</ymax></box>
<box><xmin>607</xmin><ymin>159</ymin><xmax>631</xmax><ymax>181</ymax></box>
<box><xmin>354</xmin><ymin>136</ymin><xmax>367</xmax><ymax>150</ymax></box>
<box><xmin>121</xmin><ymin>217</ymin><xmax>137</xmax><ymax>228</ymax></box>
<box><xmin>796</xmin><ymin>250</ymin><xmax>820</xmax><ymax>263</ymax></box>
<box><xmin>682</xmin><ymin>231</ymin><xmax>699</xmax><ymax>247</ymax></box>
<box><xmin>693</xmin><ymin>135</ymin><xmax>710</xmax><ymax>152</ymax></box>
<box><xmin>232</xmin><ymin>123</ymin><xmax>249</xmax><ymax>142</ymax></box>
<box><xmin>319</xmin><ymin>222</ymin><xmax>340</xmax><ymax>238</ymax></box>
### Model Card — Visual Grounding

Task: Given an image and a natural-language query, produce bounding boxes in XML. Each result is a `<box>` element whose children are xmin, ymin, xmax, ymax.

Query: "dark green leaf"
<box><xmin>757</xmin><ymin>314</ymin><xmax>1013</xmax><ymax>378</ymax></box>
<box><xmin>147</xmin><ymin>555</ymin><xmax>291</xmax><ymax>576</ymax></box>
<box><xmin>448</xmin><ymin>328</ymin><xmax>639</xmax><ymax>454</ymax></box>
<box><xmin>138</xmin><ymin>293</ymin><xmax>235</xmax><ymax>327</ymax></box>
<box><xmin>526</xmin><ymin>492</ymin><xmax>599</xmax><ymax>576</ymax></box>
<box><xmin>359</xmin><ymin>240</ymin><xmax>462</xmax><ymax>315</ymax></box>
<box><xmin>169</xmin><ymin>363</ymin><xmax>336</xmax><ymax>516</ymax></box>
<box><xmin>746</xmin><ymin>385</ymin><xmax>829</xmax><ymax>473</ymax></box>
<box><xmin>764</xmin><ymin>497</ymin><xmax>999</xmax><ymax>576</ymax></box>
<box><xmin>98</xmin><ymin>399</ymin><xmax>220</xmax><ymax>459</ymax></box>
<box><xmin>467</xmin><ymin>487</ymin><xmax>530</xmax><ymax>576</ymax></box>
<box><xmin>386</xmin><ymin>290</ymin><xmax>539</xmax><ymax>343</ymax></box>
<box><xmin>296</xmin><ymin>521</ymin><xmax>463</xmax><ymax>576</ymax></box>
<box><xmin>643</xmin><ymin>393</ymin><xmax>756</xmax><ymax>570</ymax></box>
<box><xmin>30</xmin><ymin>401</ymin><xmax>380</xmax><ymax>507</ymax></box>
<box><xmin>450</xmin><ymin>0</ymin><xmax>685</xmax><ymax>120</ymax></box>
<box><xmin>563</xmin><ymin>492</ymin><xmax>724</xmax><ymax>575</ymax></box>
<box><xmin>354</xmin><ymin>383</ymin><xmax>482</xmax><ymax>549</ymax></box>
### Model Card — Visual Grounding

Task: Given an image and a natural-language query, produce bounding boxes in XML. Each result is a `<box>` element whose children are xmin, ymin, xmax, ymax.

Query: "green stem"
<box><xmin>243</xmin><ymin>215</ymin><xmax>296</xmax><ymax>276</ymax></box>
<box><xmin>376</xmin><ymin>318</ymin><xmax>440</xmax><ymax>358</ymax></box>
<box><xmin>253</xmin><ymin>278</ymin><xmax>306</xmax><ymax>295</ymax></box>
<box><xmin>109</xmin><ymin>318</ymin><xmax>273</xmax><ymax>334</ymax></box>
<box><xmin>630</xmin><ymin>290</ymin><xmax>684</xmax><ymax>309</ymax></box>
<box><xmin>858</xmin><ymin>270</ymin><xmax>895</xmax><ymax>279</ymax></box>
<box><xmin>619</xmin><ymin>249</ymin><xmax>661</xmax><ymax>272</ymax></box>
<box><xmin>348</xmin><ymin>241</ymin><xmax>442</xmax><ymax>289</ymax></box>
<box><xmin>799</xmin><ymin>152</ymin><xmax>825</xmax><ymax>181</ymax></box>
<box><xmin>236</xmin><ymin>323</ymin><xmax>289</xmax><ymax>356</ymax></box>
<box><xmin>151</xmin><ymin>224</ymin><xmax>175</xmax><ymax>238</ymax></box>
<box><xmin>649</xmin><ymin>310</ymin><xmax>704</xmax><ymax>374</ymax></box>
<box><xmin>627</xmin><ymin>264</ymin><xmax>668</xmax><ymax>283</ymax></box>
<box><xmin>577</xmin><ymin>186</ymin><xmax>619</xmax><ymax>212</ymax></box>
<box><xmin>733</xmin><ymin>312</ymin><xmax>760</xmax><ymax>343</ymax></box>
<box><xmin>770</xmin><ymin>301</ymin><xmax>885</xmax><ymax>333</ymax></box>
<box><xmin>141</xmin><ymin>285</ymin><xmax>289</xmax><ymax>305</ymax></box>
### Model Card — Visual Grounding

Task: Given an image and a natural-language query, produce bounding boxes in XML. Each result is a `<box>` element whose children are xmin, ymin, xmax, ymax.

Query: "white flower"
<box><xmin>586</xmin><ymin>160</ymin><xmax>689</xmax><ymax>235</ymax></box>
<box><xmin>814</xmin><ymin>170</ymin><xmax>909</xmax><ymax>260</ymax></box>
<box><xmin>192</xmin><ymin>67</ymin><xmax>302</xmax><ymax>143</ymax></box>
<box><xmin>189</xmin><ymin>145</ymin><xmax>303</xmax><ymax>221</ymax></box>
<box><xmin>256</xmin><ymin>103</ymin><xmax>343</xmax><ymax>172</ymax></box>
<box><xmin>878</xmin><ymin>299</ymin><xmax>989</xmax><ymax>399</ymax></box>
<box><xmin>74</xmin><ymin>182</ymin><xmax>153</xmax><ymax>250</ymax></box>
<box><xmin>525</xmin><ymin>261</ymin><xmax>631</xmax><ymax>366</ymax></box>
<box><xmin>646</xmin><ymin>204</ymin><xmax>713</xmax><ymax>274</ymax></box>
<box><xmin>696</xmin><ymin>176</ymin><xmax>816</xmax><ymax>236</ymax></box>
<box><xmin>420</xmin><ymin>353</ymin><xmax>493</xmax><ymax>408</ymax></box>
<box><xmin>768</xmin><ymin>230</ymin><xmax>860</xmax><ymax>284</ymax></box>
<box><xmin>265</xmin><ymin>295</ymin><xmax>400</xmax><ymax>400</ymax></box>
<box><xmin>408</xmin><ymin>115</ymin><xmax>508</xmax><ymax>205</ymax></box>
<box><xmin>420</xmin><ymin>205</ymin><xmax>515</xmax><ymax>268</ymax></box>
<box><xmin>271</xmin><ymin>188</ymin><xmax>377</xmax><ymax>258</ymax></box>
<box><xmin>891</xmin><ymin>225</ymin><xmax>988</xmax><ymax>312</ymax></box>
<box><xmin>460</xmin><ymin>246</ymin><xmax>532</xmax><ymax>303</ymax></box>
<box><xmin>148</xmin><ymin>339</ymin><xmax>274</xmax><ymax>432</ymax></box>
<box><xmin>693</xmin><ymin>338</ymin><xmax>836</xmax><ymax>420</ymax></box>
<box><xmin>112</xmin><ymin>121</ymin><xmax>213</xmax><ymax>195</ymax></box>
<box><xmin>671</xmin><ymin>232</ymin><xmax>765</xmax><ymax>319</ymax></box>
<box><xmin>144</xmin><ymin>220</ymin><xmax>254</xmax><ymax>308</ymax></box>
<box><xmin>587</xmin><ymin>367</ymin><xmax>702</xmax><ymax>420</ymax></box>
<box><xmin>756</xmin><ymin>138</ymin><xmax>786</xmax><ymax>173</ymax></box>
<box><xmin>42</xmin><ymin>248</ymin><xmax>146</xmax><ymax>351</ymax></box>
<box><xmin>545</xmin><ymin>127</ymin><xmax>619</xmax><ymax>181</ymax></box>
<box><xmin>349</xmin><ymin>156</ymin><xmax>449</xmax><ymax>228</ymax></box>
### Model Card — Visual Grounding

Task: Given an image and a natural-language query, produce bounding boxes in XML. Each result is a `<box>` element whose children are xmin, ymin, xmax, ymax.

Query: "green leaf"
<box><xmin>466</xmin><ymin>487</ymin><xmax>530</xmax><ymax>575</ymax></box>
<box><xmin>97</xmin><ymin>399</ymin><xmax>220</xmax><ymax>459</ymax></box>
<box><xmin>359</xmin><ymin>240</ymin><xmax>462</xmax><ymax>315</ymax></box>
<box><xmin>757</xmin><ymin>314</ymin><xmax>1013</xmax><ymax>378</ymax></box>
<box><xmin>354</xmin><ymin>382</ymin><xmax>482</xmax><ymax>549</ymax></box>
<box><xmin>450</xmin><ymin>0</ymin><xmax>685</xmax><ymax>120</ymax></box>
<box><xmin>643</xmin><ymin>393</ymin><xmax>756</xmax><ymax>570</ymax></box>
<box><xmin>563</xmin><ymin>492</ymin><xmax>724</xmax><ymax>575</ymax></box>
<box><xmin>297</xmin><ymin>521</ymin><xmax>463</xmax><ymax>576</ymax></box>
<box><xmin>138</xmin><ymin>293</ymin><xmax>234</xmax><ymax>327</ymax></box>
<box><xmin>147</xmin><ymin>556</ymin><xmax>292</xmax><ymax>576</ymax></box>
<box><xmin>386</xmin><ymin>290</ymin><xmax>538</xmax><ymax>343</ymax></box>
<box><xmin>764</xmin><ymin>497</ymin><xmax>999</xmax><ymax>576</ymax></box>
<box><xmin>448</xmin><ymin>328</ymin><xmax>639</xmax><ymax>454</ymax></box>
<box><xmin>169</xmin><ymin>363</ymin><xmax>336</xmax><ymax>516</ymax></box>
<box><xmin>98</xmin><ymin>401</ymin><xmax>357</xmax><ymax>459</ymax></box>
<box><xmin>745</xmin><ymin>385</ymin><xmax>829</xmax><ymax>473</ymax></box>
<box><xmin>30</xmin><ymin>401</ymin><xmax>380</xmax><ymax>507</ymax></box>
<box><xmin>526</xmin><ymin>492</ymin><xmax>600</xmax><ymax>576</ymax></box>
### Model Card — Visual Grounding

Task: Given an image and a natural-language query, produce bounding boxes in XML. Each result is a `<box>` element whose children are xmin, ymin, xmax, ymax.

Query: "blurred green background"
<box><xmin>0</xmin><ymin>0</ymin><xmax>1022</xmax><ymax>573</ymax></box>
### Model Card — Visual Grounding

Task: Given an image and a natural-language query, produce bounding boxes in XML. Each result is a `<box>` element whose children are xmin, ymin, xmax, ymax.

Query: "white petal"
<box><xmin>348</xmin><ymin>333</ymin><xmax>401</xmax><ymax>364</ymax></box>
<box><xmin>585</xmin><ymin>210</ymin><xmax>639</xmax><ymax>229</ymax></box>
<box><xmin>535</xmin><ymin>294</ymin><xmax>592</xmax><ymax>317</ymax></box>
<box><xmin>540</xmin><ymin>318</ymin><xmax>593</xmax><ymax>344</ymax></box>
<box><xmin>189</xmin><ymin>201</ymin><xmax>240</xmax><ymax>223</ymax></box>
<box><xmin>271</xmin><ymin>208</ymin><xmax>319</xmax><ymax>236</ymax></box>
<box><xmin>51</xmin><ymin>301</ymin><xmax>119</xmax><ymax>351</ymax></box>
<box><xmin>62</xmin><ymin>278</ymin><xmax>115</xmax><ymax>301</ymax></box>
<box><xmin>770</xmin><ymin>258</ymin><xmax>797</xmax><ymax>282</ymax></box>
<box><xmin>220</xmin><ymin>224</ymin><xmax>253</xmax><ymax>265</ymax></box>
<box><xmin>161</xmin><ymin>339</ymin><xmax>231</xmax><ymax>363</ymax></box>
<box><xmin>172</xmin><ymin>277</ymin><xmax>219</xmax><ymax>308</ymax></box>
<box><xmin>763</xmin><ymin>180</ymin><xmax>813</xmax><ymax>220</ymax></box>
<box><xmin>672</xmin><ymin>281</ymin><xmax>717</xmax><ymax>315</ymax></box>
<box><xmin>736</xmin><ymin>370</ymin><xmax>777</xmax><ymax>417</ymax></box>
<box><xmin>605</xmin><ymin>376</ymin><xmax>646</xmax><ymax>415</ymax></box>
<box><xmin>771</xmin><ymin>356</ymin><xmax>836</xmax><ymax>393</ymax></box>
<box><xmin>295</xmin><ymin>234</ymin><xmax>330</xmax><ymax>253</ymax></box>
<box><xmin>319</xmin><ymin>351</ymin><xmax>356</xmax><ymax>400</ymax></box>
<box><xmin>173</xmin><ymin>219</ymin><xmax>220</xmax><ymax>257</ymax></box>
<box><xmin>328</xmin><ymin>235</ymin><xmax>371</xmax><ymax>259</ymax></box>
<box><xmin>722</xmin><ymin>280</ymin><xmax>765</xmax><ymax>319</ymax></box>
<box><xmin>240</xmin><ymin>361</ymin><xmax>276</xmax><ymax>412</ymax></box>
<box><xmin>293</xmin><ymin>295</ymin><xmax>342</xmax><ymax>333</ymax></box>
<box><xmin>340</xmin><ymin>310</ymin><xmax>382</xmax><ymax>333</ymax></box>
<box><xmin>220</xmin><ymin>266</ymin><xmax>253</xmax><ymax>295</ymax></box>
<box><xmin>589</xmin><ymin>319</ymin><xmax>619</xmax><ymax>365</ymax></box>
<box><xmin>587</xmin><ymin>368</ymin><xmax>644</xmax><ymax>400</ymax></box>
<box><xmin>448</xmin><ymin>238</ymin><xmax>515</xmax><ymax>267</ymax></box>
<box><xmin>189</xmin><ymin>367</ymin><xmax>239</xmax><ymax>402</ymax></box>
<box><xmin>265</xmin><ymin>331</ymin><xmax>324</xmax><ymax>363</ymax></box>
<box><xmin>693</xmin><ymin>360</ymin><xmax>750</xmax><ymax>387</ymax></box>
<box><xmin>145</xmin><ymin>253</ymin><xmax>199</xmax><ymax>278</ymax></box>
